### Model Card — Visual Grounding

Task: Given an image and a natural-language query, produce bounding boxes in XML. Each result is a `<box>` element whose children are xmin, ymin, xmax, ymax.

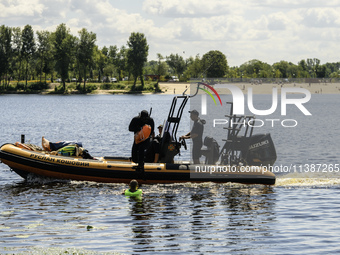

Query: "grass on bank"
<box><xmin>0</xmin><ymin>80</ymin><xmax>162</xmax><ymax>94</ymax></box>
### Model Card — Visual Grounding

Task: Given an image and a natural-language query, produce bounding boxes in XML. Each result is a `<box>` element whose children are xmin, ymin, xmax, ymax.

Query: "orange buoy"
<box><xmin>134</xmin><ymin>125</ymin><xmax>152</xmax><ymax>144</ymax></box>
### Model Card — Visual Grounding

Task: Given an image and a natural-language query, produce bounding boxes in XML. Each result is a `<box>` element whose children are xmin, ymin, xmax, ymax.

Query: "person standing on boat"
<box><xmin>180</xmin><ymin>110</ymin><xmax>204</xmax><ymax>164</ymax></box>
<box><xmin>129</xmin><ymin>110</ymin><xmax>155</xmax><ymax>168</ymax></box>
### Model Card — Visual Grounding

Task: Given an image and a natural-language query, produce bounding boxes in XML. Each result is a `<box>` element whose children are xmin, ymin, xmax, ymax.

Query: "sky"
<box><xmin>1</xmin><ymin>0</ymin><xmax>340</xmax><ymax>67</ymax></box>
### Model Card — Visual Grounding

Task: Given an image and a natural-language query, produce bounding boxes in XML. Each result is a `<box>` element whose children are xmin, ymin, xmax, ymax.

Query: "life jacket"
<box><xmin>134</xmin><ymin>125</ymin><xmax>151</xmax><ymax>144</ymax></box>
<box><xmin>124</xmin><ymin>189</ymin><xmax>143</xmax><ymax>197</ymax></box>
<box><xmin>57</xmin><ymin>145</ymin><xmax>82</xmax><ymax>156</ymax></box>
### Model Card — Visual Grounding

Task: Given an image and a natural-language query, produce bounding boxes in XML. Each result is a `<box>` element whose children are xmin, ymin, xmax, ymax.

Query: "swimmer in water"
<box><xmin>124</xmin><ymin>179</ymin><xmax>143</xmax><ymax>197</ymax></box>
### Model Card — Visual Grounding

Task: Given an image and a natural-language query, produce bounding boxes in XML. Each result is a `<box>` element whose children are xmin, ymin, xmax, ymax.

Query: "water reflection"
<box><xmin>4</xmin><ymin>178</ymin><xmax>339</xmax><ymax>254</ymax></box>
<box><xmin>128</xmin><ymin>197</ymin><xmax>154</xmax><ymax>253</ymax></box>
<box><xmin>123</xmin><ymin>184</ymin><xmax>277</xmax><ymax>254</ymax></box>
<box><xmin>0</xmin><ymin>175</ymin><xmax>279</xmax><ymax>253</ymax></box>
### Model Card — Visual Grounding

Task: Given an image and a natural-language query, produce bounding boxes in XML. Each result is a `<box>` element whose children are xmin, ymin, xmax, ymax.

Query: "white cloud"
<box><xmin>250</xmin><ymin>0</ymin><xmax>340</xmax><ymax>9</ymax></box>
<box><xmin>0</xmin><ymin>0</ymin><xmax>45</xmax><ymax>18</ymax></box>
<box><xmin>142</xmin><ymin>0</ymin><xmax>241</xmax><ymax>17</ymax></box>
<box><xmin>267</xmin><ymin>13</ymin><xmax>288</xmax><ymax>31</ymax></box>
<box><xmin>302</xmin><ymin>8</ymin><xmax>340</xmax><ymax>28</ymax></box>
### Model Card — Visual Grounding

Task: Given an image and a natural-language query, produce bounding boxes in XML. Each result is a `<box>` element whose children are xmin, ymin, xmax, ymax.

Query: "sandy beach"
<box><xmin>159</xmin><ymin>82</ymin><xmax>340</xmax><ymax>95</ymax></box>
<box><xmin>44</xmin><ymin>81</ymin><xmax>340</xmax><ymax>95</ymax></box>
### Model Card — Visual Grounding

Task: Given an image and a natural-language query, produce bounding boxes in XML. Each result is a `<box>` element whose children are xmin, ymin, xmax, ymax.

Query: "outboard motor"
<box><xmin>244</xmin><ymin>133</ymin><xmax>277</xmax><ymax>166</ymax></box>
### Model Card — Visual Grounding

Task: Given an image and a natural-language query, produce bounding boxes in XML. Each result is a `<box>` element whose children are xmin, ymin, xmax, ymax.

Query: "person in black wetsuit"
<box><xmin>155</xmin><ymin>124</ymin><xmax>163</xmax><ymax>142</ymax></box>
<box><xmin>180</xmin><ymin>110</ymin><xmax>204</xmax><ymax>164</ymax></box>
<box><xmin>129</xmin><ymin>110</ymin><xmax>155</xmax><ymax>167</ymax></box>
<box><xmin>145</xmin><ymin>124</ymin><xmax>163</xmax><ymax>163</ymax></box>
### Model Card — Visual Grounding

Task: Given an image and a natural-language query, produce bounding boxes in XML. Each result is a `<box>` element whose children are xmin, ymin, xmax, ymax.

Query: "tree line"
<box><xmin>1</xmin><ymin>23</ymin><xmax>340</xmax><ymax>92</ymax></box>
<box><xmin>0</xmin><ymin>24</ymin><xmax>148</xmax><ymax>91</ymax></box>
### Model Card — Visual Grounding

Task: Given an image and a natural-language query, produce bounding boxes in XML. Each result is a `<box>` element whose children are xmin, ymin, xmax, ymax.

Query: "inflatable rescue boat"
<box><xmin>0</xmin><ymin>82</ymin><xmax>277</xmax><ymax>185</ymax></box>
<box><xmin>0</xmin><ymin>143</ymin><xmax>275</xmax><ymax>185</ymax></box>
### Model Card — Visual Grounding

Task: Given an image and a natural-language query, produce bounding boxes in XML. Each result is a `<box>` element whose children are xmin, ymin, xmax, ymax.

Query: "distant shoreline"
<box><xmin>2</xmin><ymin>81</ymin><xmax>340</xmax><ymax>95</ymax></box>
<box><xmin>158</xmin><ymin>82</ymin><xmax>340</xmax><ymax>95</ymax></box>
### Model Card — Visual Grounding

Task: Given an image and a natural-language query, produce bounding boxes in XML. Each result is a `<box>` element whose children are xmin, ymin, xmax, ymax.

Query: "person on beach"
<box><xmin>179</xmin><ymin>110</ymin><xmax>204</xmax><ymax>164</ymax></box>
<box><xmin>124</xmin><ymin>179</ymin><xmax>143</xmax><ymax>197</ymax></box>
<box><xmin>128</xmin><ymin>110</ymin><xmax>155</xmax><ymax>167</ymax></box>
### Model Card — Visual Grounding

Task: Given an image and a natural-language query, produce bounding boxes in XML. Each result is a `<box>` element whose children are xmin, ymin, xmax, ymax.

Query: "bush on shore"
<box><xmin>0</xmin><ymin>81</ymin><xmax>162</xmax><ymax>94</ymax></box>
<box><xmin>0</xmin><ymin>82</ymin><xmax>48</xmax><ymax>93</ymax></box>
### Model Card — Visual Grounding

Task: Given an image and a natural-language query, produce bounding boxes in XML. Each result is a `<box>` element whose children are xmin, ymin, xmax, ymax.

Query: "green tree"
<box><xmin>21</xmin><ymin>24</ymin><xmax>35</xmax><ymax>88</ymax></box>
<box><xmin>226</xmin><ymin>66</ymin><xmax>239</xmax><ymax>78</ymax></box>
<box><xmin>166</xmin><ymin>53</ymin><xmax>185</xmax><ymax>78</ymax></box>
<box><xmin>11</xmin><ymin>27</ymin><xmax>23</xmax><ymax>83</ymax></box>
<box><xmin>106</xmin><ymin>45</ymin><xmax>118</xmax><ymax>81</ymax></box>
<box><xmin>201</xmin><ymin>50</ymin><xmax>228</xmax><ymax>78</ymax></box>
<box><xmin>298</xmin><ymin>59</ymin><xmax>309</xmax><ymax>78</ymax></box>
<box><xmin>0</xmin><ymin>25</ymin><xmax>12</xmax><ymax>88</ymax></box>
<box><xmin>77</xmin><ymin>28</ymin><xmax>96</xmax><ymax>90</ymax></box>
<box><xmin>102</xmin><ymin>46</ymin><xmax>115</xmax><ymax>82</ymax></box>
<box><xmin>286</xmin><ymin>63</ymin><xmax>299</xmax><ymax>79</ymax></box>
<box><xmin>43</xmin><ymin>37</ymin><xmax>55</xmax><ymax>82</ymax></box>
<box><xmin>306</xmin><ymin>58</ymin><xmax>320</xmax><ymax>78</ymax></box>
<box><xmin>157</xmin><ymin>53</ymin><xmax>164</xmax><ymax>81</ymax></box>
<box><xmin>273</xmin><ymin>61</ymin><xmax>290</xmax><ymax>78</ymax></box>
<box><xmin>117</xmin><ymin>46</ymin><xmax>128</xmax><ymax>80</ymax></box>
<box><xmin>108</xmin><ymin>45</ymin><xmax>127</xmax><ymax>80</ymax></box>
<box><xmin>144</xmin><ymin>60</ymin><xmax>157</xmax><ymax>75</ymax></box>
<box><xmin>316</xmin><ymin>64</ymin><xmax>329</xmax><ymax>78</ymax></box>
<box><xmin>36</xmin><ymin>30</ymin><xmax>53</xmax><ymax>83</ymax></box>
<box><xmin>239</xmin><ymin>59</ymin><xmax>271</xmax><ymax>78</ymax></box>
<box><xmin>53</xmin><ymin>24</ymin><xmax>76</xmax><ymax>90</ymax></box>
<box><xmin>298</xmin><ymin>59</ymin><xmax>307</xmax><ymax>71</ymax></box>
<box><xmin>127</xmin><ymin>32</ymin><xmax>149</xmax><ymax>87</ymax></box>
<box><xmin>95</xmin><ymin>46</ymin><xmax>108</xmax><ymax>82</ymax></box>
<box><xmin>184</xmin><ymin>54</ymin><xmax>202</xmax><ymax>79</ymax></box>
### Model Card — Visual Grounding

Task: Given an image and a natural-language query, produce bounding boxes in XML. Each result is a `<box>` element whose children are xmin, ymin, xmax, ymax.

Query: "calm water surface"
<box><xmin>0</xmin><ymin>93</ymin><xmax>340</xmax><ymax>254</ymax></box>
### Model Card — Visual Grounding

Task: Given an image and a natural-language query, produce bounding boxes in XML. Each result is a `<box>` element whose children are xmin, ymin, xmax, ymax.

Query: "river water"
<box><xmin>0</xmin><ymin>93</ymin><xmax>339</xmax><ymax>254</ymax></box>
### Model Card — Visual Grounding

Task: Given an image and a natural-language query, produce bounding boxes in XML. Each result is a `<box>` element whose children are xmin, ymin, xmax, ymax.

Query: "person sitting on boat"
<box><xmin>128</xmin><ymin>110</ymin><xmax>155</xmax><ymax>167</ymax></box>
<box><xmin>124</xmin><ymin>179</ymin><xmax>143</xmax><ymax>197</ymax></box>
<box><xmin>179</xmin><ymin>110</ymin><xmax>204</xmax><ymax>164</ymax></box>
<box><xmin>155</xmin><ymin>124</ymin><xmax>163</xmax><ymax>142</ymax></box>
<box><xmin>42</xmin><ymin>136</ymin><xmax>94</xmax><ymax>159</ymax></box>
<box><xmin>42</xmin><ymin>136</ymin><xmax>83</xmax><ymax>152</ymax></box>
<box><xmin>145</xmin><ymin>133</ymin><xmax>160</xmax><ymax>163</ymax></box>
<box><xmin>144</xmin><ymin>124</ymin><xmax>163</xmax><ymax>163</ymax></box>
